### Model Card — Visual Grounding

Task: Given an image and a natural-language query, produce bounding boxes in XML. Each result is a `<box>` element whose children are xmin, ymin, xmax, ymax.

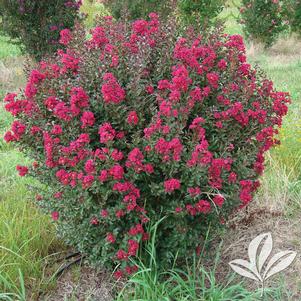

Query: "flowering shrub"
<box><xmin>178</xmin><ymin>0</ymin><xmax>224</xmax><ymax>28</ymax></box>
<box><xmin>240</xmin><ymin>0</ymin><xmax>289</xmax><ymax>47</ymax></box>
<box><xmin>0</xmin><ymin>0</ymin><xmax>82</xmax><ymax>60</ymax></box>
<box><xmin>283</xmin><ymin>0</ymin><xmax>301</xmax><ymax>35</ymax></box>
<box><xmin>3</xmin><ymin>14</ymin><xmax>290</xmax><ymax>278</ymax></box>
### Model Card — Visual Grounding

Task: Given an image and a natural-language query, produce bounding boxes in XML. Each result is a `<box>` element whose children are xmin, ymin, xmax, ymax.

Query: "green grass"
<box><xmin>0</xmin><ymin>32</ymin><xmax>61</xmax><ymax>298</ymax></box>
<box><xmin>80</xmin><ymin>0</ymin><xmax>108</xmax><ymax>28</ymax></box>
<box><xmin>0</xmin><ymin>103</ymin><xmax>61</xmax><ymax>297</ymax></box>
<box><xmin>0</xmin><ymin>35</ymin><xmax>21</xmax><ymax>59</ymax></box>
<box><xmin>116</xmin><ymin>222</ymin><xmax>292</xmax><ymax>301</ymax></box>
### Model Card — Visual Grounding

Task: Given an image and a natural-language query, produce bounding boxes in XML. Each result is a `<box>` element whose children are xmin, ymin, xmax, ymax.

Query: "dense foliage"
<box><xmin>3</xmin><ymin>15</ymin><xmax>290</xmax><ymax>278</ymax></box>
<box><xmin>100</xmin><ymin>0</ymin><xmax>174</xmax><ymax>20</ymax></box>
<box><xmin>283</xmin><ymin>0</ymin><xmax>301</xmax><ymax>35</ymax></box>
<box><xmin>178</xmin><ymin>0</ymin><xmax>224</xmax><ymax>28</ymax></box>
<box><xmin>0</xmin><ymin>0</ymin><xmax>82</xmax><ymax>60</ymax></box>
<box><xmin>240</xmin><ymin>0</ymin><xmax>289</xmax><ymax>47</ymax></box>
<box><xmin>101</xmin><ymin>0</ymin><xmax>223</xmax><ymax>28</ymax></box>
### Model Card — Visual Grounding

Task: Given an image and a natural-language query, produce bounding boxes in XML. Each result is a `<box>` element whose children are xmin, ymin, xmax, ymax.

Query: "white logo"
<box><xmin>229</xmin><ymin>232</ymin><xmax>297</xmax><ymax>296</ymax></box>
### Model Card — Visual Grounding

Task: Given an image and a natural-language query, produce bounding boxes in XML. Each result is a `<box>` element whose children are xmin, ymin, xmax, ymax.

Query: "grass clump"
<box><xmin>0</xmin><ymin>105</ymin><xmax>61</xmax><ymax>297</ymax></box>
<box><xmin>0</xmin><ymin>35</ymin><xmax>21</xmax><ymax>59</ymax></box>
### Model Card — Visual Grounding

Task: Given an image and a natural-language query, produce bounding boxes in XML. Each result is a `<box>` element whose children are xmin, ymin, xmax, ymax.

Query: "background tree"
<box><xmin>0</xmin><ymin>0</ymin><xmax>82</xmax><ymax>60</ymax></box>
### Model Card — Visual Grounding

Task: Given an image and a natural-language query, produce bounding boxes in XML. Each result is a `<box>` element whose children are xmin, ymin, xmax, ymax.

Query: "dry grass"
<box><xmin>0</xmin><ymin>56</ymin><xmax>26</xmax><ymax>94</ymax></box>
<box><xmin>42</xmin><ymin>266</ymin><xmax>113</xmax><ymax>301</ymax></box>
<box><xmin>215</xmin><ymin>204</ymin><xmax>301</xmax><ymax>300</ymax></box>
<box><xmin>247</xmin><ymin>35</ymin><xmax>301</xmax><ymax>66</ymax></box>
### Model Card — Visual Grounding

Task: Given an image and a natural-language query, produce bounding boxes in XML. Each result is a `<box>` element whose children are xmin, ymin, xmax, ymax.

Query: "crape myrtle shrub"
<box><xmin>178</xmin><ymin>0</ymin><xmax>224</xmax><ymax>28</ymax></box>
<box><xmin>291</xmin><ymin>1</ymin><xmax>301</xmax><ymax>35</ymax></box>
<box><xmin>0</xmin><ymin>0</ymin><xmax>82</xmax><ymax>60</ymax></box>
<box><xmin>240</xmin><ymin>0</ymin><xmax>289</xmax><ymax>47</ymax></box>
<box><xmin>3</xmin><ymin>14</ymin><xmax>290</xmax><ymax>278</ymax></box>
<box><xmin>283</xmin><ymin>0</ymin><xmax>301</xmax><ymax>35</ymax></box>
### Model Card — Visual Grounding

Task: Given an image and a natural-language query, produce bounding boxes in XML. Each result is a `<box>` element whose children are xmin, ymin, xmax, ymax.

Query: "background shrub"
<box><xmin>101</xmin><ymin>0</ymin><xmax>223</xmax><ymax>28</ymax></box>
<box><xmin>0</xmin><ymin>0</ymin><xmax>82</xmax><ymax>60</ymax></box>
<box><xmin>240</xmin><ymin>0</ymin><xmax>289</xmax><ymax>47</ymax></box>
<box><xmin>178</xmin><ymin>0</ymin><xmax>224</xmax><ymax>28</ymax></box>
<box><xmin>283</xmin><ymin>0</ymin><xmax>301</xmax><ymax>35</ymax></box>
<box><xmin>3</xmin><ymin>15</ymin><xmax>290</xmax><ymax>278</ymax></box>
<box><xmin>100</xmin><ymin>0</ymin><xmax>174</xmax><ymax>20</ymax></box>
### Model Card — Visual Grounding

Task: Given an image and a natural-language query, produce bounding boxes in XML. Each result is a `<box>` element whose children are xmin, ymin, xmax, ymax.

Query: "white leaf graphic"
<box><xmin>257</xmin><ymin>232</ymin><xmax>273</xmax><ymax>273</ymax></box>
<box><xmin>248</xmin><ymin>232</ymin><xmax>272</xmax><ymax>279</ymax></box>
<box><xmin>229</xmin><ymin>259</ymin><xmax>261</xmax><ymax>282</ymax></box>
<box><xmin>229</xmin><ymin>231</ymin><xmax>297</xmax><ymax>295</ymax></box>
<box><xmin>263</xmin><ymin>250</ymin><xmax>297</xmax><ymax>281</ymax></box>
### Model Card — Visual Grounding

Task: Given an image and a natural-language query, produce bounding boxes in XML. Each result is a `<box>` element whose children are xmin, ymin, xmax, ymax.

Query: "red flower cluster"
<box><xmin>59</xmin><ymin>28</ymin><xmax>72</xmax><ymax>46</ymax></box>
<box><xmin>101</xmin><ymin>73</ymin><xmax>125</xmax><ymax>104</ymax></box>
<box><xmin>164</xmin><ymin>179</ymin><xmax>181</xmax><ymax>193</ymax></box>
<box><xmin>16</xmin><ymin>165</ymin><xmax>29</xmax><ymax>177</ymax></box>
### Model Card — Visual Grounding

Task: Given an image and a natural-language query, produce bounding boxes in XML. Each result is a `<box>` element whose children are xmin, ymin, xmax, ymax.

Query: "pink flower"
<box><xmin>109</xmin><ymin>165</ymin><xmax>124</xmax><ymax>180</ymax></box>
<box><xmin>54</xmin><ymin>192</ymin><xmax>63</xmax><ymax>199</ymax></box>
<box><xmin>98</xmin><ymin>170</ymin><xmax>108</xmax><ymax>182</ymax></box>
<box><xmin>127</xmin><ymin>111</ymin><xmax>139</xmax><ymax>125</ymax></box>
<box><xmin>81</xmin><ymin>111</ymin><xmax>95</xmax><ymax>128</ymax></box>
<box><xmin>125</xmin><ymin>265</ymin><xmax>138</xmax><ymax>275</ymax></box>
<box><xmin>188</xmin><ymin>187</ymin><xmax>201</xmax><ymax>197</ymax></box>
<box><xmin>164</xmin><ymin>179</ymin><xmax>181</xmax><ymax>193</ymax></box>
<box><xmin>206</xmin><ymin>72</ymin><xmax>219</xmax><ymax>88</ymax></box>
<box><xmin>159</xmin><ymin>100</ymin><xmax>171</xmax><ymax>116</ymax></box>
<box><xmin>217</xmin><ymin>59</ymin><xmax>227</xmax><ymax>70</ymax></box>
<box><xmin>82</xmin><ymin>175</ymin><xmax>94</xmax><ymax>189</ymax></box>
<box><xmin>16</xmin><ymin>165</ymin><xmax>28</xmax><ymax>176</ymax></box>
<box><xmin>11</xmin><ymin>121</ymin><xmax>26</xmax><ymax>140</ymax></box>
<box><xmin>90</xmin><ymin>217</ymin><xmax>99</xmax><ymax>225</ymax></box>
<box><xmin>99</xmin><ymin>123</ymin><xmax>116</xmax><ymax>144</ymax></box>
<box><xmin>132</xmin><ymin>20</ymin><xmax>148</xmax><ymax>35</ymax></box>
<box><xmin>53</xmin><ymin>102</ymin><xmax>72</xmax><ymax>121</ymax></box>
<box><xmin>213</xmin><ymin>195</ymin><xmax>224</xmax><ymax>207</ymax></box>
<box><xmin>195</xmin><ymin>200</ymin><xmax>211</xmax><ymax>214</ymax></box>
<box><xmin>59</xmin><ymin>29</ymin><xmax>72</xmax><ymax>46</ymax></box>
<box><xmin>113</xmin><ymin>270</ymin><xmax>123</xmax><ymax>279</ymax></box>
<box><xmin>70</xmin><ymin>86</ymin><xmax>89</xmax><ymax>116</ymax></box>
<box><xmin>100</xmin><ymin>209</ymin><xmax>108</xmax><ymax>217</ymax></box>
<box><xmin>228</xmin><ymin>172</ymin><xmax>237</xmax><ymax>183</ymax></box>
<box><xmin>84</xmin><ymin>159</ymin><xmax>95</xmax><ymax>174</ymax></box>
<box><xmin>51</xmin><ymin>211</ymin><xmax>59</xmax><ymax>221</ymax></box>
<box><xmin>144</xmin><ymin>163</ymin><xmax>154</xmax><ymax>174</ymax></box>
<box><xmin>111</xmin><ymin>149</ymin><xmax>123</xmax><ymax>161</ymax></box>
<box><xmin>146</xmin><ymin>85</ymin><xmax>154</xmax><ymax>94</ymax></box>
<box><xmin>59</xmin><ymin>51</ymin><xmax>79</xmax><ymax>73</ymax></box>
<box><xmin>101</xmin><ymin>73</ymin><xmax>125</xmax><ymax>104</ymax></box>
<box><xmin>51</xmin><ymin>124</ymin><xmax>63</xmax><ymax>135</ymax></box>
<box><xmin>116</xmin><ymin>210</ymin><xmax>125</xmax><ymax>218</ymax></box>
<box><xmin>4</xmin><ymin>131</ymin><xmax>16</xmax><ymax>143</ymax></box>
<box><xmin>36</xmin><ymin>194</ymin><xmax>43</xmax><ymax>201</ymax></box>
<box><xmin>127</xmin><ymin>239</ymin><xmax>139</xmax><ymax>256</ymax></box>
<box><xmin>116</xmin><ymin>249</ymin><xmax>128</xmax><ymax>260</ymax></box>
<box><xmin>126</xmin><ymin>148</ymin><xmax>144</xmax><ymax>172</ymax></box>
<box><xmin>106</xmin><ymin>233</ymin><xmax>116</xmax><ymax>243</ymax></box>
<box><xmin>128</xmin><ymin>224</ymin><xmax>144</xmax><ymax>236</ymax></box>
